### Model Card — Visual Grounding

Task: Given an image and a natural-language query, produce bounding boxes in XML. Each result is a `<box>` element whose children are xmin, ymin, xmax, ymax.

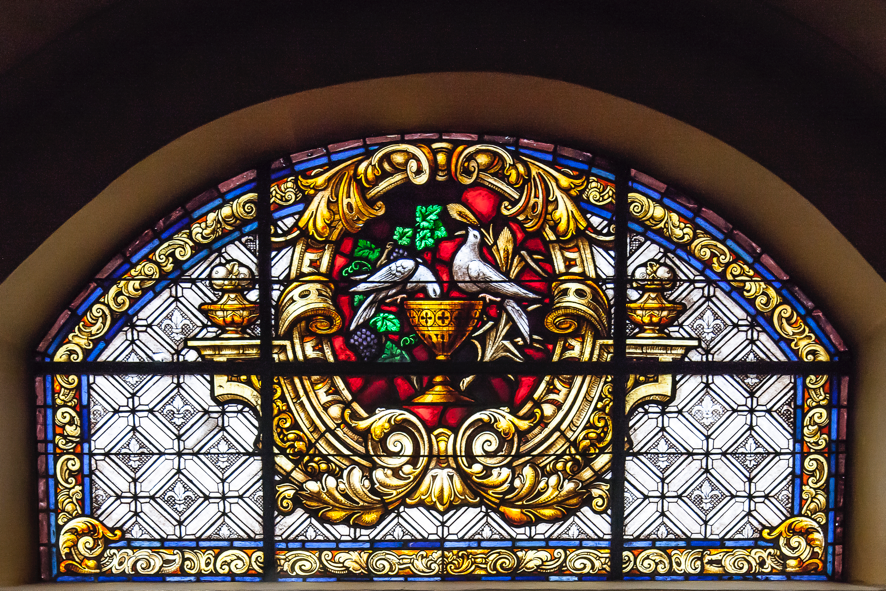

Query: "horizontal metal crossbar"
<box><xmin>36</xmin><ymin>359</ymin><xmax>848</xmax><ymax>376</ymax></box>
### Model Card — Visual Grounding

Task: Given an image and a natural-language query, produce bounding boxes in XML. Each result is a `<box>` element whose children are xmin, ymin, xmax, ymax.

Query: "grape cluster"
<box><xmin>348</xmin><ymin>328</ymin><xmax>381</xmax><ymax>360</ymax></box>
<box><xmin>389</xmin><ymin>246</ymin><xmax>409</xmax><ymax>261</ymax></box>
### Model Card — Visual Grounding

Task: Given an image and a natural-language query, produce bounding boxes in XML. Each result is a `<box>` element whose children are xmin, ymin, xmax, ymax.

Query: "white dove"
<box><xmin>452</xmin><ymin>227</ymin><xmax>540</xmax><ymax>343</ymax></box>
<box><xmin>349</xmin><ymin>257</ymin><xmax>441</xmax><ymax>330</ymax></box>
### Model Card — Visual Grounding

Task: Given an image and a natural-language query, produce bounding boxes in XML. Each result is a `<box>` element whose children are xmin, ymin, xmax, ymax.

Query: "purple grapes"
<box><xmin>348</xmin><ymin>327</ymin><xmax>381</xmax><ymax>360</ymax></box>
<box><xmin>389</xmin><ymin>246</ymin><xmax>409</xmax><ymax>261</ymax></box>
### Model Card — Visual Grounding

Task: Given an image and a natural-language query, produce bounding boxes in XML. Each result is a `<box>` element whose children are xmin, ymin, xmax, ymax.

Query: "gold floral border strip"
<box><xmin>277</xmin><ymin>547</ymin><xmax>610</xmax><ymax>577</ymax></box>
<box><xmin>91</xmin><ymin>546</ymin><xmax>262</xmax><ymax>576</ymax></box>
<box><xmin>607</xmin><ymin>189</ymin><xmax>832</xmax><ymax>567</ymax></box>
<box><xmin>51</xmin><ymin>192</ymin><xmax>258</xmax><ymax>573</ymax></box>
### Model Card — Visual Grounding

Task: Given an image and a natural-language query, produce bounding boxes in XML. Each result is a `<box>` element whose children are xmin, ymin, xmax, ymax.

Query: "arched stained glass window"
<box><xmin>35</xmin><ymin>134</ymin><xmax>848</xmax><ymax>582</ymax></box>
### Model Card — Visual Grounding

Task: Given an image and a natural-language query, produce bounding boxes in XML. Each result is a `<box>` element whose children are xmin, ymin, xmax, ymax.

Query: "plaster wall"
<box><xmin>0</xmin><ymin>73</ymin><xmax>884</xmax><ymax>586</ymax></box>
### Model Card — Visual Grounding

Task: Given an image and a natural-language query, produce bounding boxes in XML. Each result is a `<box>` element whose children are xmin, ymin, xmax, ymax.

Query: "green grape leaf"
<box><xmin>393</xmin><ymin>226</ymin><xmax>414</xmax><ymax>246</ymax></box>
<box><xmin>369</xmin><ymin>312</ymin><xmax>400</xmax><ymax>333</ymax></box>
<box><xmin>353</xmin><ymin>294</ymin><xmax>366</xmax><ymax>308</ymax></box>
<box><xmin>416</xmin><ymin>205</ymin><xmax>442</xmax><ymax>229</ymax></box>
<box><xmin>379</xmin><ymin>340</ymin><xmax>409</xmax><ymax>363</ymax></box>
<box><xmin>354</xmin><ymin>239</ymin><xmax>381</xmax><ymax>262</ymax></box>
<box><xmin>415</xmin><ymin>228</ymin><xmax>435</xmax><ymax>251</ymax></box>
<box><xmin>432</xmin><ymin>219</ymin><xmax>447</xmax><ymax>240</ymax></box>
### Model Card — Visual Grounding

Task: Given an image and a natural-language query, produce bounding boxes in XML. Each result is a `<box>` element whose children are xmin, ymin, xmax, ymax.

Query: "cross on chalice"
<box><xmin>403</xmin><ymin>299</ymin><xmax>483</xmax><ymax>404</ymax></box>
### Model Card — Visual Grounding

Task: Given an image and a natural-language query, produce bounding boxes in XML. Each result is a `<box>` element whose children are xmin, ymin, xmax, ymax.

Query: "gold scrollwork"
<box><xmin>582</xmin><ymin>176</ymin><xmax>615</xmax><ymax>206</ymax></box>
<box><xmin>803</xmin><ymin>407</ymin><xmax>829</xmax><ymax>452</ymax></box>
<box><xmin>54</xmin><ymin>407</ymin><xmax>81</xmax><ymax>451</ymax></box>
<box><xmin>447</xmin><ymin>549</ymin><xmax>569</xmax><ymax>576</ymax></box>
<box><xmin>298</xmin><ymin>465</ymin><xmax>386</xmax><ymax>526</ymax></box>
<box><xmin>623</xmin><ymin>193</ymin><xmax>833</xmax><ymax>540</ymax></box>
<box><xmin>86</xmin><ymin>545</ymin><xmax>611</xmax><ymax>577</ymax></box>
<box><xmin>55</xmin><ymin>191</ymin><xmax>256</xmax><ymax>364</ymax></box>
<box><xmin>297</xmin><ymin>159</ymin><xmax>385</xmax><ymax>241</ymax></box>
<box><xmin>56</xmin><ymin>455</ymin><xmax>84</xmax><ymax>524</ymax></box>
<box><xmin>277</xmin><ymin>550</ymin><xmax>320</xmax><ymax>576</ymax></box>
<box><xmin>622</xmin><ymin>518</ymin><xmax>825</xmax><ymax>575</ymax></box>
<box><xmin>762</xmin><ymin>517</ymin><xmax>825</xmax><ymax>572</ymax></box>
<box><xmin>100</xmin><ymin>548</ymin><xmax>261</xmax><ymax>575</ymax></box>
<box><xmin>726</xmin><ymin>261</ymin><xmax>779</xmax><ymax>312</ymax></box>
<box><xmin>629</xmin><ymin>192</ymin><xmax>694</xmax><ymax>243</ymax></box>
<box><xmin>152</xmin><ymin>233</ymin><xmax>195</xmax><ymax>273</ymax></box>
<box><xmin>801</xmin><ymin>454</ymin><xmax>829</xmax><ymax>524</ymax></box>
<box><xmin>59</xmin><ymin>516</ymin><xmax>123</xmax><ymax>573</ymax></box>
<box><xmin>633</xmin><ymin>548</ymin><xmax>670</xmax><ymax>574</ymax></box>
<box><xmin>103</xmin><ymin>549</ymin><xmax>180</xmax><ymax>575</ymax></box>
<box><xmin>51</xmin><ymin>194</ymin><xmax>260</xmax><ymax>566</ymax></box>
<box><xmin>690</xmin><ymin>232</ymin><xmax>733</xmax><ymax>272</ymax></box>
<box><xmin>544</xmin><ymin>275</ymin><xmax>609</xmax><ymax>336</ymax></box>
<box><xmin>278</xmin><ymin>275</ymin><xmax>342</xmax><ymax>336</ymax></box>
<box><xmin>271</xmin><ymin>176</ymin><xmax>302</xmax><ymax>206</ymax></box>
<box><xmin>500</xmin><ymin>159</ymin><xmax>588</xmax><ymax>239</ymax></box>
<box><xmin>191</xmin><ymin>192</ymin><xmax>258</xmax><ymax>244</ymax></box>
<box><xmin>707</xmin><ymin>548</ymin><xmax>782</xmax><ymax>574</ymax></box>
<box><xmin>297</xmin><ymin>144</ymin><xmax>432</xmax><ymax>241</ymax></box>
<box><xmin>772</xmin><ymin>304</ymin><xmax>830</xmax><ymax>364</ymax></box>
<box><xmin>451</xmin><ymin>144</ymin><xmax>590</xmax><ymax>240</ymax></box>
<box><xmin>292</xmin><ymin>404</ymin><xmax>612</xmax><ymax>527</ymax></box>
<box><xmin>565</xmin><ymin>549</ymin><xmax>610</xmax><ymax>574</ymax></box>
<box><xmin>454</xmin><ymin>409</ymin><xmax>594</xmax><ymax>525</ymax></box>
<box><xmin>451</xmin><ymin>144</ymin><xmax>526</xmax><ymax>198</ymax></box>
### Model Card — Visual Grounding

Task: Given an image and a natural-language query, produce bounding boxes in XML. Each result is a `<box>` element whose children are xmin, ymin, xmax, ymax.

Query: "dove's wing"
<box><xmin>350</xmin><ymin>291</ymin><xmax>387</xmax><ymax>330</ymax></box>
<box><xmin>465</xmin><ymin>259</ymin><xmax>508</xmax><ymax>291</ymax></box>
<box><xmin>467</xmin><ymin>260</ymin><xmax>540</xmax><ymax>299</ymax></box>
<box><xmin>350</xmin><ymin>259</ymin><xmax>417</xmax><ymax>293</ymax></box>
<box><xmin>502</xmin><ymin>298</ymin><xmax>531</xmax><ymax>344</ymax></box>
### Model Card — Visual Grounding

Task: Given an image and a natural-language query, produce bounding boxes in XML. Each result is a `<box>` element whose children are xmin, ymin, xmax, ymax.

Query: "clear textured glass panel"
<box><xmin>88</xmin><ymin>374</ymin><xmax>259</xmax><ymax>453</ymax></box>
<box><xmin>91</xmin><ymin>453</ymin><xmax>262</xmax><ymax>540</ymax></box>
<box><xmin>626</xmin><ymin>374</ymin><xmax>796</xmax><ymax>540</ymax></box>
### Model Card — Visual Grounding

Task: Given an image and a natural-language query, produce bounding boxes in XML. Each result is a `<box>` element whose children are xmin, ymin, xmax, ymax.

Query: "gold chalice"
<box><xmin>403</xmin><ymin>299</ymin><xmax>483</xmax><ymax>404</ymax></box>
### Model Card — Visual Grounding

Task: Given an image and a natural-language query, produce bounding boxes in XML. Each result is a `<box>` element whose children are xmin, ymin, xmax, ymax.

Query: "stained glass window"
<box><xmin>35</xmin><ymin>135</ymin><xmax>848</xmax><ymax>582</ymax></box>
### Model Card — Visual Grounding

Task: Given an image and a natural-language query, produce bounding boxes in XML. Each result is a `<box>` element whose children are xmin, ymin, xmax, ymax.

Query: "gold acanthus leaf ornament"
<box><xmin>298</xmin><ymin>465</ymin><xmax>386</xmax><ymax>527</ymax></box>
<box><xmin>406</xmin><ymin>428</ymin><xmax>480</xmax><ymax>511</ymax></box>
<box><xmin>289</xmin><ymin>405</ymin><xmax>612</xmax><ymax>526</ymax></box>
<box><xmin>451</xmin><ymin>144</ymin><xmax>590</xmax><ymax>240</ymax></box>
<box><xmin>296</xmin><ymin>144</ymin><xmax>432</xmax><ymax>241</ymax></box>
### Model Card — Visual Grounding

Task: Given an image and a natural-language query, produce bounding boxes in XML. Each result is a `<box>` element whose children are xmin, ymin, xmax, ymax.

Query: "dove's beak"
<box><xmin>454</xmin><ymin>230</ymin><xmax>466</xmax><ymax>236</ymax></box>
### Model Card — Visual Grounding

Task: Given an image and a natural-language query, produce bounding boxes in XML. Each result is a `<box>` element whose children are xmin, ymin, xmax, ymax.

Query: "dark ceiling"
<box><xmin>1</xmin><ymin>0</ymin><xmax>885</xmax><ymax>283</ymax></box>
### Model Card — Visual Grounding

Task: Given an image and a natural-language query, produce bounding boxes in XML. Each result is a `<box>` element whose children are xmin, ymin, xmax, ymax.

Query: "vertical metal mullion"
<box><xmin>608</xmin><ymin>164</ymin><xmax>631</xmax><ymax>580</ymax></box>
<box><xmin>257</xmin><ymin>165</ymin><xmax>278</xmax><ymax>581</ymax></box>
